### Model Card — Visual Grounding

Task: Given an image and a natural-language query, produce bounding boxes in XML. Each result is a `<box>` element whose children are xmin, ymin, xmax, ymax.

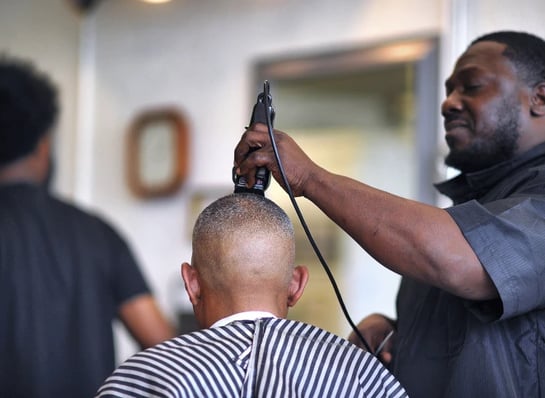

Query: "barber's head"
<box><xmin>442</xmin><ymin>31</ymin><xmax>545</xmax><ymax>173</ymax></box>
<box><xmin>181</xmin><ymin>193</ymin><xmax>308</xmax><ymax>328</ymax></box>
<box><xmin>0</xmin><ymin>54</ymin><xmax>58</xmax><ymax>168</ymax></box>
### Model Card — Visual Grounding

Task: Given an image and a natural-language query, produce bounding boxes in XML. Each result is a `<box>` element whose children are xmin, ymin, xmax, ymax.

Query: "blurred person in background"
<box><xmin>0</xmin><ymin>54</ymin><xmax>175</xmax><ymax>398</ymax></box>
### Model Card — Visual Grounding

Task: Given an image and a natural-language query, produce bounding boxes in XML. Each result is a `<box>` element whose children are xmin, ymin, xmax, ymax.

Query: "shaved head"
<box><xmin>192</xmin><ymin>193</ymin><xmax>295</xmax><ymax>295</ymax></box>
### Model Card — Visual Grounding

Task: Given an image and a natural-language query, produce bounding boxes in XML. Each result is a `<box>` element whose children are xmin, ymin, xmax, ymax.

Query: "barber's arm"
<box><xmin>118</xmin><ymin>293</ymin><xmax>176</xmax><ymax>348</ymax></box>
<box><xmin>234</xmin><ymin>124</ymin><xmax>497</xmax><ymax>300</ymax></box>
<box><xmin>348</xmin><ymin>313</ymin><xmax>396</xmax><ymax>363</ymax></box>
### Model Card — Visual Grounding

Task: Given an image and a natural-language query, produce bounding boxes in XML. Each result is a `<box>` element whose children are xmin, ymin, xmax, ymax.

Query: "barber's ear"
<box><xmin>181</xmin><ymin>262</ymin><xmax>201</xmax><ymax>306</ymax></box>
<box><xmin>530</xmin><ymin>82</ymin><xmax>545</xmax><ymax>116</ymax></box>
<box><xmin>287</xmin><ymin>265</ymin><xmax>309</xmax><ymax>307</ymax></box>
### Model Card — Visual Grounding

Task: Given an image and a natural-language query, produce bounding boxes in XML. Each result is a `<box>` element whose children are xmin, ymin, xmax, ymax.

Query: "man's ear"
<box><xmin>530</xmin><ymin>82</ymin><xmax>545</xmax><ymax>116</ymax></box>
<box><xmin>287</xmin><ymin>265</ymin><xmax>309</xmax><ymax>307</ymax></box>
<box><xmin>181</xmin><ymin>262</ymin><xmax>200</xmax><ymax>306</ymax></box>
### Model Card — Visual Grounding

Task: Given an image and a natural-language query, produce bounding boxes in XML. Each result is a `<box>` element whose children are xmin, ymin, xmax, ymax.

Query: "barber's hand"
<box><xmin>233</xmin><ymin>123</ymin><xmax>318</xmax><ymax>197</ymax></box>
<box><xmin>348</xmin><ymin>313</ymin><xmax>396</xmax><ymax>365</ymax></box>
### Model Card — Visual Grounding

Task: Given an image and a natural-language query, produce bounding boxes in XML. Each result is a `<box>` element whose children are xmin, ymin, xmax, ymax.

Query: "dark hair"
<box><xmin>471</xmin><ymin>31</ymin><xmax>545</xmax><ymax>87</ymax></box>
<box><xmin>0</xmin><ymin>54</ymin><xmax>58</xmax><ymax>166</ymax></box>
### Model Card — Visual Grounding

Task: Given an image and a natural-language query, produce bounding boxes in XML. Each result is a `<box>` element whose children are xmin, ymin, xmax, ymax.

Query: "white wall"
<box><xmin>4</xmin><ymin>0</ymin><xmax>545</xmax><ymax>363</ymax></box>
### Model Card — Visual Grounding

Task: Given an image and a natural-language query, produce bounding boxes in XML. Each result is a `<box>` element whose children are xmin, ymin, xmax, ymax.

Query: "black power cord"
<box><xmin>260</xmin><ymin>81</ymin><xmax>373</xmax><ymax>353</ymax></box>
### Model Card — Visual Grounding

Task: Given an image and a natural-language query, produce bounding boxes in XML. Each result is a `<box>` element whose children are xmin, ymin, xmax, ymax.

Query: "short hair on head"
<box><xmin>0</xmin><ymin>54</ymin><xmax>58</xmax><ymax>166</ymax></box>
<box><xmin>470</xmin><ymin>30</ymin><xmax>545</xmax><ymax>87</ymax></box>
<box><xmin>193</xmin><ymin>193</ymin><xmax>294</xmax><ymax>245</ymax></box>
<box><xmin>192</xmin><ymin>193</ymin><xmax>295</xmax><ymax>287</ymax></box>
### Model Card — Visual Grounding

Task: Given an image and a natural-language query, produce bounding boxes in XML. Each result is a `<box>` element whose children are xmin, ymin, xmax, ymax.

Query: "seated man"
<box><xmin>96</xmin><ymin>193</ymin><xmax>407</xmax><ymax>398</ymax></box>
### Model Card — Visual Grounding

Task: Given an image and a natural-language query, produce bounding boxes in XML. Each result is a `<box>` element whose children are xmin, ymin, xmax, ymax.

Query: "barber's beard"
<box><xmin>445</xmin><ymin>100</ymin><xmax>521</xmax><ymax>173</ymax></box>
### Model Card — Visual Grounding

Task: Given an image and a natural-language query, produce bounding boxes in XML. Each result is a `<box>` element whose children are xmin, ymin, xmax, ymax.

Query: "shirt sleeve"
<box><xmin>446</xmin><ymin>197</ymin><xmax>545</xmax><ymax>321</ymax></box>
<box><xmin>104</xmin><ymin>223</ymin><xmax>151</xmax><ymax>306</ymax></box>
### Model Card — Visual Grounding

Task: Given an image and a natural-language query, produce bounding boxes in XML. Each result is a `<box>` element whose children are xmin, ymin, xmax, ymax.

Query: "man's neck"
<box><xmin>199</xmin><ymin>298</ymin><xmax>287</xmax><ymax>329</ymax></box>
<box><xmin>210</xmin><ymin>310</ymin><xmax>278</xmax><ymax>328</ymax></box>
<box><xmin>0</xmin><ymin>156</ymin><xmax>44</xmax><ymax>185</ymax></box>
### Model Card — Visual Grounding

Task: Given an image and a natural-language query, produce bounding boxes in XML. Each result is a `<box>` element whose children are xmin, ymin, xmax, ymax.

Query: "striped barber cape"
<box><xmin>96</xmin><ymin>318</ymin><xmax>408</xmax><ymax>398</ymax></box>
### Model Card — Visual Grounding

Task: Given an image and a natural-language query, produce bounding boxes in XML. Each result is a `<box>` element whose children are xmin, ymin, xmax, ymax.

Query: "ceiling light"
<box><xmin>139</xmin><ymin>0</ymin><xmax>172</xmax><ymax>4</ymax></box>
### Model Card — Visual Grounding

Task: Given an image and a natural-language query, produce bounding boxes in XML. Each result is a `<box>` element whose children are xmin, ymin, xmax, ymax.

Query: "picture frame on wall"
<box><xmin>126</xmin><ymin>107</ymin><xmax>190</xmax><ymax>199</ymax></box>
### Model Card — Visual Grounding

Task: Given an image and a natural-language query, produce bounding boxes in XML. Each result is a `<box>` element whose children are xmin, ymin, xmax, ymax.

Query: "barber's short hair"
<box><xmin>0</xmin><ymin>54</ymin><xmax>58</xmax><ymax>166</ymax></box>
<box><xmin>471</xmin><ymin>31</ymin><xmax>545</xmax><ymax>86</ymax></box>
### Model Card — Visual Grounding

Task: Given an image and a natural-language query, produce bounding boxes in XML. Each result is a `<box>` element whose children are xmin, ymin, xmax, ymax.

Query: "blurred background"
<box><xmin>2</xmin><ymin>0</ymin><xmax>544</xmax><ymax>363</ymax></box>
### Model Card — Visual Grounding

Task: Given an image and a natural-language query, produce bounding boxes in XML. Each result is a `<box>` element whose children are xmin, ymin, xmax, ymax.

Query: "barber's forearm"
<box><xmin>303</xmin><ymin>168</ymin><xmax>498</xmax><ymax>300</ymax></box>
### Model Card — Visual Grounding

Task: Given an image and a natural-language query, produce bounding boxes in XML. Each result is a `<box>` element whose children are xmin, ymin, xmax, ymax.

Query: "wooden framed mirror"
<box><xmin>126</xmin><ymin>107</ymin><xmax>189</xmax><ymax>198</ymax></box>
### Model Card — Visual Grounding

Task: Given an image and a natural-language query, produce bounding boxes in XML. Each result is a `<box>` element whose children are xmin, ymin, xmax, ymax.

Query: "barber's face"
<box><xmin>441</xmin><ymin>41</ymin><xmax>527</xmax><ymax>173</ymax></box>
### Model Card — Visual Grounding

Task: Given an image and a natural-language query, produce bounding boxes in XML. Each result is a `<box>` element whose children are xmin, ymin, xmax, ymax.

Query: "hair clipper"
<box><xmin>233</xmin><ymin>81</ymin><xmax>275</xmax><ymax>195</ymax></box>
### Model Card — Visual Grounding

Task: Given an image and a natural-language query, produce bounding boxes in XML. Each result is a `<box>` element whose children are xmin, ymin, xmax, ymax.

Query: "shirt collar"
<box><xmin>434</xmin><ymin>142</ymin><xmax>545</xmax><ymax>204</ymax></box>
<box><xmin>210</xmin><ymin>311</ymin><xmax>277</xmax><ymax>328</ymax></box>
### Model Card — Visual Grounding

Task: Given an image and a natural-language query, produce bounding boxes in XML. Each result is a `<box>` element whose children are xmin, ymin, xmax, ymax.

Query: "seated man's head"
<box><xmin>181</xmin><ymin>193</ymin><xmax>308</xmax><ymax>328</ymax></box>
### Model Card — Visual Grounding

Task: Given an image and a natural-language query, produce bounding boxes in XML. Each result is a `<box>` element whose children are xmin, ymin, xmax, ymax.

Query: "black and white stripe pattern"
<box><xmin>96</xmin><ymin>318</ymin><xmax>407</xmax><ymax>398</ymax></box>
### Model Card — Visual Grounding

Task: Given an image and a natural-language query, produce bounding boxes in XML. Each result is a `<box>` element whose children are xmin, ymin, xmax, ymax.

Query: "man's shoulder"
<box><xmin>42</xmin><ymin>193</ymin><xmax>129</xmax><ymax>243</ymax></box>
<box><xmin>262</xmin><ymin>318</ymin><xmax>370</xmax><ymax>354</ymax></box>
<box><xmin>0</xmin><ymin>185</ymin><xmax>115</xmax><ymax>235</ymax></box>
<box><xmin>126</xmin><ymin>326</ymin><xmax>253</xmax><ymax>360</ymax></box>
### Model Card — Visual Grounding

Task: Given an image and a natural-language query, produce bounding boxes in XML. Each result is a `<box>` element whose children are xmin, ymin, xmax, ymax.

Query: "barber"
<box><xmin>233</xmin><ymin>30</ymin><xmax>545</xmax><ymax>398</ymax></box>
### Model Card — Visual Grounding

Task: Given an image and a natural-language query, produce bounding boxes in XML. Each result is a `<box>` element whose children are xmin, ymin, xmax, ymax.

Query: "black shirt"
<box><xmin>0</xmin><ymin>183</ymin><xmax>150</xmax><ymax>398</ymax></box>
<box><xmin>393</xmin><ymin>142</ymin><xmax>545</xmax><ymax>398</ymax></box>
